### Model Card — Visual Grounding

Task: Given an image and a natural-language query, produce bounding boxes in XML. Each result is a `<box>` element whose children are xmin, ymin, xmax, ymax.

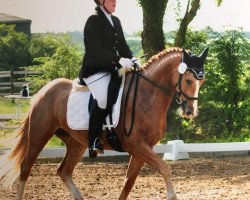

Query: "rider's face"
<box><xmin>101</xmin><ymin>0</ymin><xmax>116</xmax><ymax>13</ymax></box>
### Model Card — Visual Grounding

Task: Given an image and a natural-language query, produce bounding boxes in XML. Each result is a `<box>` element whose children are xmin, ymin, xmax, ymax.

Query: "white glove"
<box><xmin>119</xmin><ymin>57</ymin><xmax>134</xmax><ymax>68</ymax></box>
<box><xmin>131</xmin><ymin>57</ymin><xmax>142</xmax><ymax>69</ymax></box>
<box><xmin>118</xmin><ymin>57</ymin><xmax>134</xmax><ymax>77</ymax></box>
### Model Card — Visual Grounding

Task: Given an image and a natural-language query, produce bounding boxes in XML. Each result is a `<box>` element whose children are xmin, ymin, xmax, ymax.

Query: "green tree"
<box><xmin>183</xmin><ymin>28</ymin><xmax>208</xmax><ymax>52</ymax></box>
<box><xmin>0</xmin><ymin>24</ymin><xmax>31</xmax><ymax>70</ymax></box>
<box><xmin>27</xmin><ymin>35</ymin><xmax>82</xmax><ymax>93</ymax></box>
<box><xmin>164</xmin><ymin>29</ymin><xmax>250</xmax><ymax>142</ymax></box>
<box><xmin>138</xmin><ymin>0</ymin><xmax>223</xmax><ymax>59</ymax></box>
<box><xmin>174</xmin><ymin>0</ymin><xmax>201</xmax><ymax>47</ymax></box>
<box><xmin>138</xmin><ymin>0</ymin><xmax>169</xmax><ymax>60</ymax></box>
<box><xmin>30</xmin><ymin>34</ymin><xmax>62</xmax><ymax>61</ymax></box>
<box><xmin>206</xmin><ymin>30</ymin><xmax>250</xmax><ymax>133</ymax></box>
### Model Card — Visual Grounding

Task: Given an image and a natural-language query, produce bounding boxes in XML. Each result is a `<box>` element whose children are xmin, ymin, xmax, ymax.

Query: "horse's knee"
<box><xmin>124</xmin><ymin>139</ymin><xmax>141</xmax><ymax>154</ymax></box>
<box><xmin>161</xmin><ymin>163</ymin><xmax>172</xmax><ymax>175</ymax></box>
<box><xmin>57</xmin><ymin>160</ymin><xmax>74</xmax><ymax>182</ymax></box>
<box><xmin>57</xmin><ymin>167</ymin><xmax>68</xmax><ymax>182</ymax></box>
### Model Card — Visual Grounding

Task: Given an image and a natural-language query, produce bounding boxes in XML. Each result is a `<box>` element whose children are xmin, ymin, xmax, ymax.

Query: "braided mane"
<box><xmin>142</xmin><ymin>47</ymin><xmax>182</xmax><ymax>69</ymax></box>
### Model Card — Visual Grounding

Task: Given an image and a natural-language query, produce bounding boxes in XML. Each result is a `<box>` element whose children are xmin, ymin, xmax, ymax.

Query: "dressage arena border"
<box><xmin>1</xmin><ymin>140</ymin><xmax>249</xmax><ymax>163</ymax></box>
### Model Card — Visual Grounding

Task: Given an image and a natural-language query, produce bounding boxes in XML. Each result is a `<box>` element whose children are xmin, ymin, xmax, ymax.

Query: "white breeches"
<box><xmin>83</xmin><ymin>72</ymin><xmax>111</xmax><ymax>109</ymax></box>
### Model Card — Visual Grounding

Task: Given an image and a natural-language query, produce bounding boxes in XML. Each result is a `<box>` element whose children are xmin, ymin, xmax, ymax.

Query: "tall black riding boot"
<box><xmin>88</xmin><ymin>100</ymin><xmax>107</xmax><ymax>158</ymax></box>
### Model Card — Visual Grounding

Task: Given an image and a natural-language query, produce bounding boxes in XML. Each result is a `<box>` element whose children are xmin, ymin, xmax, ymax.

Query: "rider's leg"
<box><xmin>88</xmin><ymin>99</ymin><xmax>106</xmax><ymax>156</ymax></box>
<box><xmin>83</xmin><ymin>72</ymin><xmax>110</xmax><ymax>157</ymax></box>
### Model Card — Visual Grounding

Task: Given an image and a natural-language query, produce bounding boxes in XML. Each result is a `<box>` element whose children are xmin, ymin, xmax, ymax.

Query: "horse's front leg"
<box><xmin>118</xmin><ymin>155</ymin><xmax>144</xmax><ymax>200</ymax></box>
<box><xmin>136</xmin><ymin>143</ymin><xmax>177</xmax><ymax>200</ymax></box>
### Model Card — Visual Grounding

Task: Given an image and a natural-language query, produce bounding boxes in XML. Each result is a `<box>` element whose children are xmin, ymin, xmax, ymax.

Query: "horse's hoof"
<box><xmin>168</xmin><ymin>194</ymin><xmax>178</xmax><ymax>200</ymax></box>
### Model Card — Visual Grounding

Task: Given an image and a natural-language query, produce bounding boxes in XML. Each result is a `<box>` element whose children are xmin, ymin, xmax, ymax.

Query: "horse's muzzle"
<box><xmin>179</xmin><ymin>104</ymin><xmax>198</xmax><ymax>118</ymax></box>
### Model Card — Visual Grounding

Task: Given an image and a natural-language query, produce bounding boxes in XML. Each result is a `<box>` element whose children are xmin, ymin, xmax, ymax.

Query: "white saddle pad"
<box><xmin>67</xmin><ymin>76</ymin><xmax>125</xmax><ymax>130</ymax></box>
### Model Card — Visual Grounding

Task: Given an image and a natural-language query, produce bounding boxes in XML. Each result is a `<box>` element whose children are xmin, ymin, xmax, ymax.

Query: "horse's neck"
<box><xmin>137</xmin><ymin>53</ymin><xmax>181</xmax><ymax>116</ymax></box>
<box><xmin>143</xmin><ymin>53</ymin><xmax>180</xmax><ymax>96</ymax></box>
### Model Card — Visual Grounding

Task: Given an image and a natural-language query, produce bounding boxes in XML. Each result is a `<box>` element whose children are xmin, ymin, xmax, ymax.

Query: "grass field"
<box><xmin>0</xmin><ymin>97</ymin><xmax>64</xmax><ymax>148</ymax></box>
<box><xmin>0</xmin><ymin>97</ymin><xmax>30</xmax><ymax>114</ymax></box>
<box><xmin>0</xmin><ymin>120</ymin><xmax>65</xmax><ymax>148</ymax></box>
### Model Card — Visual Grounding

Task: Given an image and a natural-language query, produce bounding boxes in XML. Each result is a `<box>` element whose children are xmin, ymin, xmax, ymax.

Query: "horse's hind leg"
<box><xmin>17</xmin><ymin>124</ymin><xmax>56</xmax><ymax>200</ymax></box>
<box><xmin>56</xmin><ymin>129</ymin><xmax>86</xmax><ymax>200</ymax></box>
<box><xmin>16</xmin><ymin>181</ymin><xmax>26</xmax><ymax>200</ymax></box>
<box><xmin>118</xmin><ymin>156</ymin><xmax>144</xmax><ymax>200</ymax></box>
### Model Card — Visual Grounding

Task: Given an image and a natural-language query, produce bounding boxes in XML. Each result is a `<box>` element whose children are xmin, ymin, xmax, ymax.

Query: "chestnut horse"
<box><xmin>0</xmin><ymin>48</ymin><xmax>208</xmax><ymax>200</ymax></box>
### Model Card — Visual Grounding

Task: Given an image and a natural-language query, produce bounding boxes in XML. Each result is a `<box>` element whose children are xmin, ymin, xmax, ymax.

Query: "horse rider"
<box><xmin>78</xmin><ymin>0</ymin><xmax>141</xmax><ymax>157</ymax></box>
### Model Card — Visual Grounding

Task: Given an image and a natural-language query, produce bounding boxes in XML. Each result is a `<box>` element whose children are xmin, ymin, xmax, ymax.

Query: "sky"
<box><xmin>0</xmin><ymin>0</ymin><xmax>249</xmax><ymax>34</ymax></box>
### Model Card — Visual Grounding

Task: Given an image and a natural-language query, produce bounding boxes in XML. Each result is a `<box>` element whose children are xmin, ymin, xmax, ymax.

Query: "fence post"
<box><xmin>10</xmin><ymin>70</ymin><xmax>14</xmax><ymax>94</ymax></box>
<box><xmin>163</xmin><ymin>140</ymin><xmax>190</xmax><ymax>161</ymax></box>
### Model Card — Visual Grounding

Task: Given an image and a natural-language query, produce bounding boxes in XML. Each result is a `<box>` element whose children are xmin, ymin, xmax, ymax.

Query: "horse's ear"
<box><xmin>199</xmin><ymin>48</ymin><xmax>209</xmax><ymax>62</ymax></box>
<box><xmin>182</xmin><ymin>48</ymin><xmax>189</xmax><ymax>61</ymax></box>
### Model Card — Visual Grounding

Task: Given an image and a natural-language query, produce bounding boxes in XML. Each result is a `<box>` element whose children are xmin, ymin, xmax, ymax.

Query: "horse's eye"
<box><xmin>186</xmin><ymin>79</ymin><xmax>192</xmax><ymax>86</ymax></box>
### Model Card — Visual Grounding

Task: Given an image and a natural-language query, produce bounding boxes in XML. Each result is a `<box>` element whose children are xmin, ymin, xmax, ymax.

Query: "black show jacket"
<box><xmin>79</xmin><ymin>6</ymin><xmax>133</xmax><ymax>78</ymax></box>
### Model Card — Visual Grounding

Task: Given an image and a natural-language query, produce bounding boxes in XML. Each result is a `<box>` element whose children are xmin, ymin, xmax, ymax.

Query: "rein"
<box><xmin>123</xmin><ymin>67</ymin><xmax>174</xmax><ymax>137</ymax></box>
<box><xmin>136</xmin><ymin>73</ymin><xmax>173</xmax><ymax>96</ymax></box>
<box><xmin>123</xmin><ymin>67</ymin><xmax>140</xmax><ymax>137</ymax></box>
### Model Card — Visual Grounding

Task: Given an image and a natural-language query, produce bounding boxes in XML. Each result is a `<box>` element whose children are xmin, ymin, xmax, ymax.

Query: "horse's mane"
<box><xmin>142</xmin><ymin>47</ymin><xmax>182</xmax><ymax>69</ymax></box>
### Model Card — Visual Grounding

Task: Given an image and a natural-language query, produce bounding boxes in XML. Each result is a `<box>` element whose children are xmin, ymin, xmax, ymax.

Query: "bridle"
<box><xmin>136</xmin><ymin>65</ymin><xmax>204</xmax><ymax>106</ymax></box>
<box><xmin>175</xmin><ymin>67</ymin><xmax>204</xmax><ymax>106</ymax></box>
<box><xmin>123</xmin><ymin>62</ymin><xmax>204</xmax><ymax>137</ymax></box>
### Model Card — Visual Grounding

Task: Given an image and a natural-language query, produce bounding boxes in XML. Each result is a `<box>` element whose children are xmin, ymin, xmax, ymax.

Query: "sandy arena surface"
<box><xmin>0</xmin><ymin>157</ymin><xmax>249</xmax><ymax>200</ymax></box>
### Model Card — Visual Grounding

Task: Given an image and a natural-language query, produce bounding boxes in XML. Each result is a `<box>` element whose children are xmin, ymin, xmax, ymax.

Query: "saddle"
<box><xmin>67</xmin><ymin>73</ymin><xmax>126</xmax><ymax>152</ymax></box>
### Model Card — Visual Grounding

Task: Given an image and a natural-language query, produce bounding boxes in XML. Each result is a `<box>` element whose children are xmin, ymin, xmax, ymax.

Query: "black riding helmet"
<box><xmin>94</xmin><ymin>0</ymin><xmax>105</xmax><ymax>5</ymax></box>
<box><xmin>94</xmin><ymin>0</ymin><xmax>100</xmax><ymax>4</ymax></box>
<box><xmin>94</xmin><ymin>0</ymin><xmax>111</xmax><ymax>14</ymax></box>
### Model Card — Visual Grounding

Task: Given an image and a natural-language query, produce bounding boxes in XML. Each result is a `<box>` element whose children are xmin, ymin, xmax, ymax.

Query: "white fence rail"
<box><xmin>163</xmin><ymin>140</ymin><xmax>250</xmax><ymax>160</ymax></box>
<box><xmin>37</xmin><ymin>140</ymin><xmax>250</xmax><ymax>161</ymax></box>
<box><xmin>38</xmin><ymin>144</ymin><xmax>173</xmax><ymax>158</ymax></box>
<box><xmin>1</xmin><ymin>141</ymin><xmax>249</xmax><ymax>161</ymax></box>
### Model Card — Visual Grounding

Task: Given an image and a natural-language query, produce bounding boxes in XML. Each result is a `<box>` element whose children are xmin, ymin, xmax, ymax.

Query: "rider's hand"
<box><xmin>119</xmin><ymin>57</ymin><xmax>134</xmax><ymax>68</ymax></box>
<box><xmin>118</xmin><ymin>57</ymin><xmax>134</xmax><ymax>77</ymax></box>
<box><xmin>131</xmin><ymin>57</ymin><xmax>142</xmax><ymax>69</ymax></box>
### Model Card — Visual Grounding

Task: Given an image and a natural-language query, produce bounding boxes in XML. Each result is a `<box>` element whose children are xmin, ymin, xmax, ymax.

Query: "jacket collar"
<box><xmin>100</xmin><ymin>6</ymin><xmax>114</xmax><ymax>27</ymax></box>
<box><xmin>95</xmin><ymin>6</ymin><xmax>117</xmax><ymax>29</ymax></box>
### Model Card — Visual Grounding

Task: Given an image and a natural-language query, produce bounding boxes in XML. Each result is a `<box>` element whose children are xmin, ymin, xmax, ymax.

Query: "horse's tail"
<box><xmin>0</xmin><ymin>115</ymin><xmax>30</xmax><ymax>188</ymax></box>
